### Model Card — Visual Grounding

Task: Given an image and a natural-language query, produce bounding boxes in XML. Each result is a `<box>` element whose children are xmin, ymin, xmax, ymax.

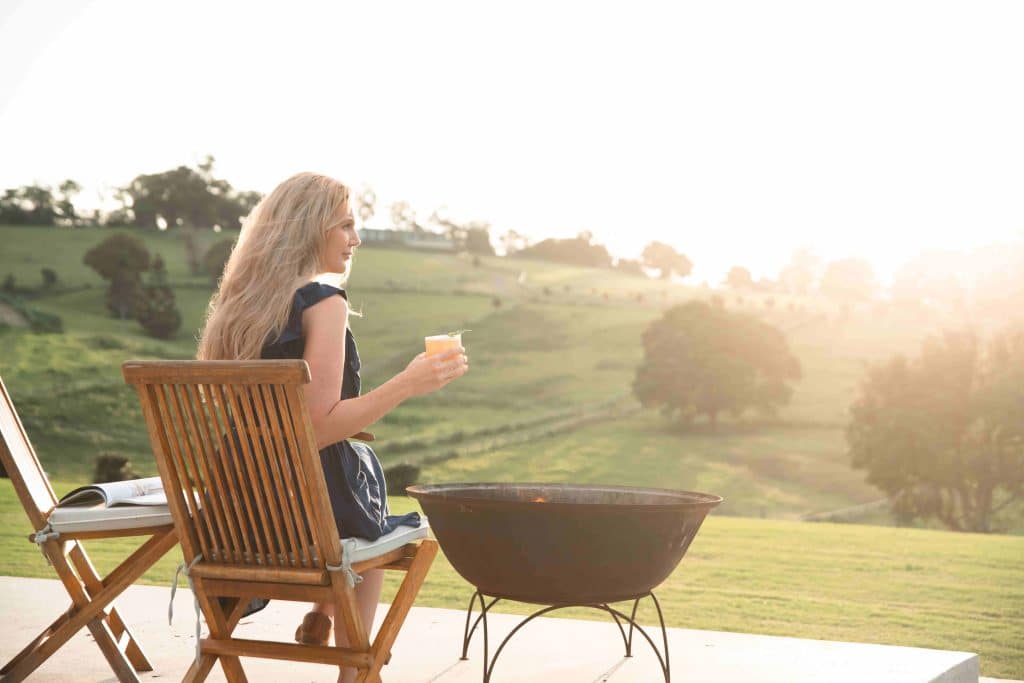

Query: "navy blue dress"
<box><xmin>260</xmin><ymin>282</ymin><xmax>420</xmax><ymax>541</ymax></box>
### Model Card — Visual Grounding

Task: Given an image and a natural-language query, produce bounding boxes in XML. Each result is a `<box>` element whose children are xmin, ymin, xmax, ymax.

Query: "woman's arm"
<box><xmin>300</xmin><ymin>294</ymin><xmax>467</xmax><ymax>449</ymax></box>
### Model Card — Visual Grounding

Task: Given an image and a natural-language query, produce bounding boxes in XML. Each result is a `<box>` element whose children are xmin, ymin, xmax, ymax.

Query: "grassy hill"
<box><xmin>2</xmin><ymin>225</ymin><xmax>1022</xmax><ymax>676</ymax></box>
<box><xmin>2</xmin><ymin>224</ymin><xmax>1009</xmax><ymax>524</ymax></box>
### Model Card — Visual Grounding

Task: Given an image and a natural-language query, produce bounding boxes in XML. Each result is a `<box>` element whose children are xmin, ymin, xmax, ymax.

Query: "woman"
<box><xmin>198</xmin><ymin>172</ymin><xmax>468</xmax><ymax>683</ymax></box>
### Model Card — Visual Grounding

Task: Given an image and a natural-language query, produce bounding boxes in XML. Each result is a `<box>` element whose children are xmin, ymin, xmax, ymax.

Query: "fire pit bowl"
<box><xmin>406</xmin><ymin>483</ymin><xmax>722</xmax><ymax>605</ymax></box>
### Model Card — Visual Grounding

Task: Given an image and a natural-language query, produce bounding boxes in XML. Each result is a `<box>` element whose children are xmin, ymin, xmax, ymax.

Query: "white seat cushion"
<box><xmin>47</xmin><ymin>504</ymin><xmax>174</xmax><ymax>534</ymax></box>
<box><xmin>345</xmin><ymin>517</ymin><xmax>430</xmax><ymax>564</ymax></box>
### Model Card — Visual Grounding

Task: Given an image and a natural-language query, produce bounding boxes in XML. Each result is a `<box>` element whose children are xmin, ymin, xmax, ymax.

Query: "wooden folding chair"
<box><xmin>0</xmin><ymin>376</ymin><xmax>178</xmax><ymax>683</ymax></box>
<box><xmin>123</xmin><ymin>359</ymin><xmax>438</xmax><ymax>683</ymax></box>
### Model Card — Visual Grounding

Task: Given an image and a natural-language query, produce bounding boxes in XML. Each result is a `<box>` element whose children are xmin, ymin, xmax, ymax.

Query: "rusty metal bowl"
<box><xmin>406</xmin><ymin>483</ymin><xmax>722</xmax><ymax>605</ymax></box>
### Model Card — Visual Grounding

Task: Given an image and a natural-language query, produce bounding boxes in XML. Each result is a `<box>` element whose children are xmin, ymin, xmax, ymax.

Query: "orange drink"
<box><xmin>425</xmin><ymin>333</ymin><xmax>462</xmax><ymax>357</ymax></box>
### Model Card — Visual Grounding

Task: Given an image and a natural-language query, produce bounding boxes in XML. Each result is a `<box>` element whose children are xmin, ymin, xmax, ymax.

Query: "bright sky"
<box><xmin>2</xmin><ymin>0</ymin><xmax>1023</xmax><ymax>284</ymax></box>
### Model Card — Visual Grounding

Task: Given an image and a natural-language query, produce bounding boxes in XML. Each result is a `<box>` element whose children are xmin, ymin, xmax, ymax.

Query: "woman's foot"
<box><xmin>294</xmin><ymin>611</ymin><xmax>332</xmax><ymax>646</ymax></box>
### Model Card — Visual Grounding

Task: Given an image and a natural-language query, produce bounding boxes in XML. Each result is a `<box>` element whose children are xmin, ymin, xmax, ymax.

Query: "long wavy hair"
<box><xmin>198</xmin><ymin>172</ymin><xmax>351</xmax><ymax>361</ymax></box>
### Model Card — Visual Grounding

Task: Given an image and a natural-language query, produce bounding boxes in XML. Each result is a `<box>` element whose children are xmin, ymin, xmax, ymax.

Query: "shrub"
<box><xmin>90</xmin><ymin>334</ymin><xmax>127</xmax><ymax>350</ymax></box>
<box><xmin>83</xmin><ymin>233</ymin><xmax>150</xmax><ymax>319</ymax></box>
<box><xmin>93</xmin><ymin>453</ymin><xmax>139</xmax><ymax>483</ymax></box>
<box><xmin>203</xmin><ymin>238</ymin><xmax>235</xmax><ymax>286</ymax></box>
<box><xmin>41</xmin><ymin>267</ymin><xmax>58</xmax><ymax>289</ymax></box>
<box><xmin>136</xmin><ymin>254</ymin><xmax>182</xmax><ymax>339</ymax></box>
<box><xmin>383</xmin><ymin>463</ymin><xmax>421</xmax><ymax>495</ymax></box>
<box><xmin>0</xmin><ymin>293</ymin><xmax>63</xmax><ymax>333</ymax></box>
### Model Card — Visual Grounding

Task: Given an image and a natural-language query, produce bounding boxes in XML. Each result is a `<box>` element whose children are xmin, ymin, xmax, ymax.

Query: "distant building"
<box><xmin>360</xmin><ymin>228</ymin><xmax>455</xmax><ymax>252</ymax></box>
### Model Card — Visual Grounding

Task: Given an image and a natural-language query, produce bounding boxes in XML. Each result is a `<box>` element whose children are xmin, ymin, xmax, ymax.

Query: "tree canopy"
<box><xmin>633</xmin><ymin>300</ymin><xmax>802</xmax><ymax>427</ymax></box>
<box><xmin>778</xmin><ymin>248</ymin><xmax>822</xmax><ymax>294</ymax></box>
<box><xmin>0</xmin><ymin>181</ymin><xmax>81</xmax><ymax>226</ymax></box>
<box><xmin>642</xmin><ymin>241</ymin><xmax>692</xmax><ymax>280</ymax></box>
<box><xmin>725</xmin><ymin>266</ymin><xmax>754</xmax><ymax>290</ymax></box>
<box><xmin>118</xmin><ymin>156</ymin><xmax>260</xmax><ymax>231</ymax></box>
<box><xmin>512</xmin><ymin>232</ymin><xmax>612</xmax><ymax>268</ymax></box>
<box><xmin>430</xmin><ymin>209</ymin><xmax>495</xmax><ymax>255</ymax></box>
<box><xmin>83</xmin><ymin>233</ymin><xmax>151</xmax><ymax>319</ymax></box>
<box><xmin>820</xmin><ymin>257</ymin><xmax>877</xmax><ymax>304</ymax></box>
<box><xmin>847</xmin><ymin>329</ymin><xmax>1024</xmax><ymax>532</ymax></box>
<box><xmin>117</xmin><ymin>157</ymin><xmax>258</xmax><ymax>275</ymax></box>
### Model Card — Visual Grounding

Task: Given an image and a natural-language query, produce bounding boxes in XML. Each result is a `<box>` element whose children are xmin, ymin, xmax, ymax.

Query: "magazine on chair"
<box><xmin>56</xmin><ymin>476</ymin><xmax>167</xmax><ymax>508</ymax></box>
<box><xmin>48</xmin><ymin>477</ymin><xmax>172</xmax><ymax>533</ymax></box>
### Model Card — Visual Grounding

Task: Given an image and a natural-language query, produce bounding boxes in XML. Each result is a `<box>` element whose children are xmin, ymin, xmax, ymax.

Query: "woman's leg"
<box><xmin>335</xmin><ymin>569</ymin><xmax>385</xmax><ymax>683</ymax></box>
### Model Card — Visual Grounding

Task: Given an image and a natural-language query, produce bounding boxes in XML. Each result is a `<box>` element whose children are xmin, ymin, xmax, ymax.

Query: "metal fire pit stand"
<box><xmin>459</xmin><ymin>590</ymin><xmax>671</xmax><ymax>683</ymax></box>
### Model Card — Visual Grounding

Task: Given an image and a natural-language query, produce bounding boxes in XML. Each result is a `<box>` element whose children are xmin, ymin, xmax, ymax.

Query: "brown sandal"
<box><xmin>294</xmin><ymin>611</ymin><xmax>332</xmax><ymax>646</ymax></box>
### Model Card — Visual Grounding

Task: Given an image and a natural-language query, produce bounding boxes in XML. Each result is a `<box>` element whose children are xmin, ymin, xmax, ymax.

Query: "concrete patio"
<box><xmin>0</xmin><ymin>576</ymin><xmax>1000</xmax><ymax>682</ymax></box>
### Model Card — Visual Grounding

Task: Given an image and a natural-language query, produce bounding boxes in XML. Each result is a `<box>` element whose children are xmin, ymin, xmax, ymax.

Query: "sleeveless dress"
<box><xmin>260</xmin><ymin>281</ymin><xmax>420</xmax><ymax>541</ymax></box>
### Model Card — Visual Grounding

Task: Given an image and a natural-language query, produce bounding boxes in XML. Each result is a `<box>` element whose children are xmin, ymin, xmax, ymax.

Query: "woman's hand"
<box><xmin>399</xmin><ymin>348</ymin><xmax>469</xmax><ymax>397</ymax></box>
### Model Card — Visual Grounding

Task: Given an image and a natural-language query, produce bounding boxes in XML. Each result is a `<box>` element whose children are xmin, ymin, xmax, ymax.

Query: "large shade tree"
<box><xmin>633</xmin><ymin>301</ymin><xmax>802</xmax><ymax>428</ymax></box>
<box><xmin>513</xmin><ymin>232</ymin><xmax>612</xmax><ymax>269</ymax></box>
<box><xmin>430</xmin><ymin>208</ymin><xmax>495</xmax><ymax>255</ymax></box>
<box><xmin>847</xmin><ymin>329</ymin><xmax>1024</xmax><ymax>532</ymax></box>
<box><xmin>0</xmin><ymin>181</ymin><xmax>80</xmax><ymax>226</ymax></box>
<box><xmin>119</xmin><ymin>156</ymin><xmax>260</xmax><ymax>274</ymax></box>
<box><xmin>642</xmin><ymin>241</ymin><xmax>692</xmax><ymax>280</ymax></box>
<box><xmin>725</xmin><ymin>266</ymin><xmax>754</xmax><ymax>290</ymax></box>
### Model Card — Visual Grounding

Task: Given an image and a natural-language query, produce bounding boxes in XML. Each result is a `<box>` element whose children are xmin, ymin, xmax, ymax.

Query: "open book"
<box><xmin>57</xmin><ymin>476</ymin><xmax>167</xmax><ymax>508</ymax></box>
<box><xmin>48</xmin><ymin>477</ymin><xmax>173</xmax><ymax>533</ymax></box>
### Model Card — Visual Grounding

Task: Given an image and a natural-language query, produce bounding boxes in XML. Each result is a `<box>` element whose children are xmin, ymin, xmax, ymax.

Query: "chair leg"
<box><xmin>70</xmin><ymin>542</ymin><xmax>154</xmax><ymax>672</ymax></box>
<box><xmin>84</xmin><ymin>614</ymin><xmax>141</xmax><ymax>683</ymax></box>
<box><xmin>0</xmin><ymin>607</ymin><xmax>72</xmax><ymax>675</ymax></box>
<box><xmin>365</xmin><ymin>539</ymin><xmax>439</xmax><ymax>682</ymax></box>
<box><xmin>0</xmin><ymin>530</ymin><xmax>177</xmax><ymax>683</ymax></box>
<box><xmin>190</xmin><ymin>577</ymin><xmax>249</xmax><ymax>683</ymax></box>
<box><xmin>182</xmin><ymin>654</ymin><xmax>220</xmax><ymax>683</ymax></box>
<box><xmin>332</xmin><ymin>577</ymin><xmax>371</xmax><ymax>653</ymax></box>
<box><xmin>55</xmin><ymin>543</ymin><xmax>141</xmax><ymax>683</ymax></box>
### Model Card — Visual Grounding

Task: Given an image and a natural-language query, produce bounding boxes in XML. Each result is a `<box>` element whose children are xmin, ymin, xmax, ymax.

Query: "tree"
<box><xmin>725</xmin><ymin>266</ymin><xmax>754</xmax><ymax>290</ymax></box>
<box><xmin>0</xmin><ymin>183</ymin><xmax>58</xmax><ymax>225</ymax></box>
<box><xmin>890</xmin><ymin>251</ymin><xmax>965</xmax><ymax>312</ymax></box>
<box><xmin>820</xmin><ymin>257</ymin><xmax>877</xmax><ymax>304</ymax></box>
<box><xmin>642</xmin><ymin>241</ymin><xmax>692</xmax><ymax>280</ymax></box>
<box><xmin>429</xmin><ymin>209</ymin><xmax>495</xmax><ymax>255</ymax></box>
<box><xmin>513</xmin><ymin>233</ymin><xmax>612</xmax><ymax>269</ymax></box>
<box><xmin>778</xmin><ymin>247</ymin><xmax>822</xmax><ymax>295</ymax></box>
<box><xmin>136</xmin><ymin>254</ymin><xmax>182</xmax><ymax>339</ymax></box>
<box><xmin>847</xmin><ymin>329</ymin><xmax>1024</xmax><ymax>532</ymax></box>
<box><xmin>55</xmin><ymin>179</ymin><xmax>82</xmax><ymax>226</ymax></box>
<box><xmin>500</xmin><ymin>229</ymin><xmax>529</xmax><ymax>255</ymax></box>
<box><xmin>83</xmin><ymin>233</ymin><xmax>151</xmax><ymax>319</ymax></box>
<box><xmin>633</xmin><ymin>301</ymin><xmax>802</xmax><ymax>428</ymax></box>
<box><xmin>355</xmin><ymin>186</ymin><xmax>377</xmax><ymax>224</ymax></box>
<box><xmin>615</xmin><ymin>258</ymin><xmax>646</xmax><ymax>277</ymax></box>
<box><xmin>203</xmin><ymin>238</ymin><xmax>236</xmax><ymax>287</ymax></box>
<box><xmin>389</xmin><ymin>200</ymin><xmax>416</xmax><ymax>231</ymax></box>
<box><xmin>119</xmin><ymin>156</ymin><xmax>259</xmax><ymax>274</ymax></box>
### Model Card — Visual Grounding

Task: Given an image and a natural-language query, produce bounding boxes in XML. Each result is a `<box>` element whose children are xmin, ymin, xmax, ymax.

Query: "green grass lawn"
<box><xmin>418</xmin><ymin>412</ymin><xmax>884</xmax><ymax>520</ymax></box>
<box><xmin>1</xmin><ymin>483</ymin><xmax>1020</xmax><ymax>678</ymax></box>
<box><xmin>4</xmin><ymin>223</ymin><xmax>1023</xmax><ymax>527</ymax></box>
<box><xmin>3</xmin><ymin>224</ymin><xmax>1022</xmax><ymax>676</ymax></box>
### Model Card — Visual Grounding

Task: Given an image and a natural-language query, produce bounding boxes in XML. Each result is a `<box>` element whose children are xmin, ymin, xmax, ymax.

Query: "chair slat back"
<box><xmin>123</xmin><ymin>360</ymin><xmax>343</xmax><ymax>571</ymax></box>
<box><xmin>0</xmin><ymin>376</ymin><xmax>58</xmax><ymax>530</ymax></box>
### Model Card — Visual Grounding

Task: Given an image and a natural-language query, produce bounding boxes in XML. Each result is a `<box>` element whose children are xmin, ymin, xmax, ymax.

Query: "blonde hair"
<box><xmin>198</xmin><ymin>172</ymin><xmax>351</xmax><ymax>360</ymax></box>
